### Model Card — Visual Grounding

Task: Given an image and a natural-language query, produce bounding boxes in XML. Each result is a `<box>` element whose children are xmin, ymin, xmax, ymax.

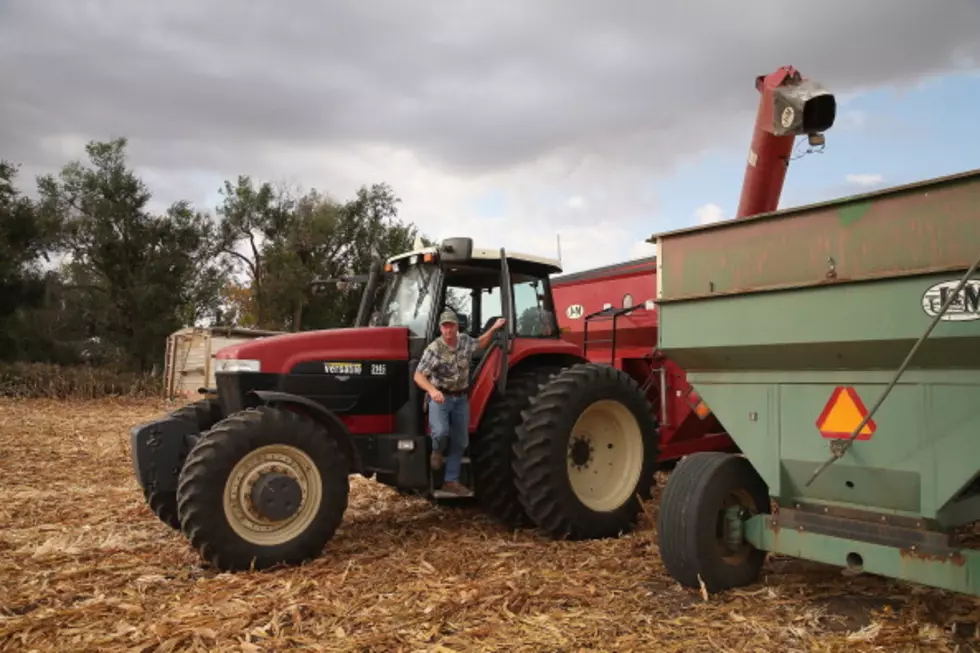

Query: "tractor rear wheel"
<box><xmin>657</xmin><ymin>452</ymin><xmax>770</xmax><ymax>594</ymax></box>
<box><xmin>176</xmin><ymin>405</ymin><xmax>349</xmax><ymax>571</ymax></box>
<box><xmin>513</xmin><ymin>363</ymin><xmax>658</xmax><ymax>540</ymax></box>
<box><xmin>144</xmin><ymin>398</ymin><xmax>223</xmax><ymax>530</ymax></box>
<box><xmin>471</xmin><ymin>365</ymin><xmax>562</xmax><ymax>527</ymax></box>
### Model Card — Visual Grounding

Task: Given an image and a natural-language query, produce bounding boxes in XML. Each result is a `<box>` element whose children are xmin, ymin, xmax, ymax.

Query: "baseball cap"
<box><xmin>439</xmin><ymin>310</ymin><xmax>459</xmax><ymax>325</ymax></box>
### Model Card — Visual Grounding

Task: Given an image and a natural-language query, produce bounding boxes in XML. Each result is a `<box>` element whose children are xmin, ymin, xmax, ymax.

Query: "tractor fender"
<box><xmin>130</xmin><ymin>416</ymin><xmax>199</xmax><ymax>494</ymax></box>
<box><xmin>244</xmin><ymin>390</ymin><xmax>363</xmax><ymax>473</ymax></box>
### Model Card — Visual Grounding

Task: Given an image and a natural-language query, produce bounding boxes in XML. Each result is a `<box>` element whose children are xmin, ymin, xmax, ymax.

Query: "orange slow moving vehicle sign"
<box><xmin>815</xmin><ymin>386</ymin><xmax>877</xmax><ymax>441</ymax></box>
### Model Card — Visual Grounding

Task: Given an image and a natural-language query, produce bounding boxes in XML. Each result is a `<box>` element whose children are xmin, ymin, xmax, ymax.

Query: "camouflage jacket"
<box><xmin>417</xmin><ymin>333</ymin><xmax>478</xmax><ymax>393</ymax></box>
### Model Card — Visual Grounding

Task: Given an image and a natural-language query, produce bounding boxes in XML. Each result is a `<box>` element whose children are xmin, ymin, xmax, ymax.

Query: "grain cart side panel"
<box><xmin>653</xmin><ymin>168</ymin><xmax>980</xmax><ymax>595</ymax></box>
<box><xmin>656</xmin><ymin>169</ymin><xmax>980</xmax><ymax>302</ymax></box>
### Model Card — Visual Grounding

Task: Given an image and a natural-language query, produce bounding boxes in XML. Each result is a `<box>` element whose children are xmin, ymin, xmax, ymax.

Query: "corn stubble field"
<box><xmin>1</xmin><ymin>398</ymin><xmax>979</xmax><ymax>652</ymax></box>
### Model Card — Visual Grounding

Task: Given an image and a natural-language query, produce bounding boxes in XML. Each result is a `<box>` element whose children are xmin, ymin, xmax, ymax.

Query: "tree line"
<box><xmin>1</xmin><ymin>138</ymin><xmax>427</xmax><ymax>374</ymax></box>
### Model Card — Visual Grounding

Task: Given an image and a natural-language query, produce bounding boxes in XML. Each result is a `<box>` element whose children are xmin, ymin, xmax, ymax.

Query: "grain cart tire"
<box><xmin>513</xmin><ymin>363</ymin><xmax>659</xmax><ymax>540</ymax></box>
<box><xmin>176</xmin><ymin>405</ymin><xmax>349</xmax><ymax>571</ymax></box>
<box><xmin>657</xmin><ymin>451</ymin><xmax>770</xmax><ymax>594</ymax></box>
<box><xmin>144</xmin><ymin>398</ymin><xmax>223</xmax><ymax>530</ymax></box>
<box><xmin>471</xmin><ymin>365</ymin><xmax>563</xmax><ymax>527</ymax></box>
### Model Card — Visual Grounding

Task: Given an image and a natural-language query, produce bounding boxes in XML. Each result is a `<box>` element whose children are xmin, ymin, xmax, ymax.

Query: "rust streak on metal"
<box><xmin>899</xmin><ymin>547</ymin><xmax>967</xmax><ymax>566</ymax></box>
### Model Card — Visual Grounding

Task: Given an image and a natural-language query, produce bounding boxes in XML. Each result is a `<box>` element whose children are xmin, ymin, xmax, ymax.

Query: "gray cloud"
<box><xmin>2</xmin><ymin>0</ymin><xmax>979</xmax><ymax>269</ymax></box>
<box><xmin>4</xmin><ymin>1</ymin><xmax>979</xmax><ymax>175</ymax></box>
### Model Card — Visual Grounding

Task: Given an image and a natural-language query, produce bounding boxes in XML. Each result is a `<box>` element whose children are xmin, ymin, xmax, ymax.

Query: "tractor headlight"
<box><xmin>214</xmin><ymin>359</ymin><xmax>261</xmax><ymax>373</ymax></box>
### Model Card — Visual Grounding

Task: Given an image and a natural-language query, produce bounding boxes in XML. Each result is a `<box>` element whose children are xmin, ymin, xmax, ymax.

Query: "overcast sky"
<box><xmin>3</xmin><ymin>0</ymin><xmax>979</xmax><ymax>273</ymax></box>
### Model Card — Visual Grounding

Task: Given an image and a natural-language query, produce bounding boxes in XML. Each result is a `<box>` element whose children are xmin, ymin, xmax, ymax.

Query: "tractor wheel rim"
<box><xmin>566</xmin><ymin>399</ymin><xmax>644</xmax><ymax>512</ymax></box>
<box><xmin>223</xmin><ymin>444</ymin><xmax>322</xmax><ymax>546</ymax></box>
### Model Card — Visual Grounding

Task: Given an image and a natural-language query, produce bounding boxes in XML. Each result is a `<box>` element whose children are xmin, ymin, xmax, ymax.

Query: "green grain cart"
<box><xmin>651</xmin><ymin>169</ymin><xmax>980</xmax><ymax>596</ymax></box>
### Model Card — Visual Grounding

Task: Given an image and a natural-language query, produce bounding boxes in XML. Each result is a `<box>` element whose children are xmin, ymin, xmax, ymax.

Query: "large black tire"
<box><xmin>471</xmin><ymin>365</ymin><xmax>563</xmax><ymax>527</ymax></box>
<box><xmin>513</xmin><ymin>363</ymin><xmax>659</xmax><ymax>540</ymax></box>
<box><xmin>144</xmin><ymin>489</ymin><xmax>182</xmax><ymax>530</ymax></box>
<box><xmin>176</xmin><ymin>406</ymin><xmax>350</xmax><ymax>571</ymax></box>
<box><xmin>171</xmin><ymin>397</ymin><xmax>223</xmax><ymax>434</ymax></box>
<box><xmin>145</xmin><ymin>398</ymin><xmax>224</xmax><ymax>530</ymax></box>
<box><xmin>657</xmin><ymin>451</ymin><xmax>771</xmax><ymax>594</ymax></box>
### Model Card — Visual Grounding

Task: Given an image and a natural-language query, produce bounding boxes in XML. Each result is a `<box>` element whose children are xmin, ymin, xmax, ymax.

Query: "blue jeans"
<box><xmin>428</xmin><ymin>394</ymin><xmax>469</xmax><ymax>483</ymax></box>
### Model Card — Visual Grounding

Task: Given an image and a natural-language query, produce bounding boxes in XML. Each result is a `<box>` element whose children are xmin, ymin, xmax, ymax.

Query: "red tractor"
<box><xmin>131</xmin><ymin>238</ymin><xmax>662</xmax><ymax>571</ymax></box>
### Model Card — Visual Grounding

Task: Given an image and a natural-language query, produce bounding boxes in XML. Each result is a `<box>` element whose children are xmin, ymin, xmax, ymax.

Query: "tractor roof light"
<box><xmin>214</xmin><ymin>358</ymin><xmax>261</xmax><ymax>374</ymax></box>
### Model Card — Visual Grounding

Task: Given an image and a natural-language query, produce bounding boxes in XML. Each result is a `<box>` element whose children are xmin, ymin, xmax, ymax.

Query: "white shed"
<box><xmin>163</xmin><ymin>326</ymin><xmax>285</xmax><ymax>399</ymax></box>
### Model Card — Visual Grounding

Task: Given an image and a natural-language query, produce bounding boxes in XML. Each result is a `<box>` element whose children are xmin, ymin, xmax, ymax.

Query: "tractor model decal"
<box><xmin>321</xmin><ymin>361</ymin><xmax>389</xmax><ymax>377</ymax></box>
<box><xmin>324</xmin><ymin>362</ymin><xmax>363</xmax><ymax>375</ymax></box>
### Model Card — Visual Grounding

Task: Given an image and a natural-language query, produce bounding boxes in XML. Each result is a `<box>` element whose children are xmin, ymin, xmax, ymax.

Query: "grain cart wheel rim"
<box><xmin>222</xmin><ymin>444</ymin><xmax>323</xmax><ymax>547</ymax></box>
<box><xmin>566</xmin><ymin>399</ymin><xmax>644</xmax><ymax>512</ymax></box>
<box><xmin>716</xmin><ymin>487</ymin><xmax>759</xmax><ymax>565</ymax></box>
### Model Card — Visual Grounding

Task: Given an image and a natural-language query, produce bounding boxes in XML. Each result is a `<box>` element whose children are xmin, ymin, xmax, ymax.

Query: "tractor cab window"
<box><xmin>444</xmin><ymin>286</ymin><xmax>473</xmax><ymax>334</ymax></box>
<box><xmin>513</xmin><ymin>277</ymin><xmax>556</xmax><ymax>337</ymax></box>
<box><xmin>376</xmin><ymin>263</ymin><xmax>440</xmax><ymax>336</ymax></box>
<box><xmin>477</xmin><ymin>286</ymin><xmax>503</xmax><ymax>334</ymax></box>
<box><xmin>439</xmin><ymin>259</ymin><xmax>558</xmax><ymax>339</ymax></box>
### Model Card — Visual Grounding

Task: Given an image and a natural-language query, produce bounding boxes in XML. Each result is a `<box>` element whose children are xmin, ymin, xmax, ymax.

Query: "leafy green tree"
<box><xmin>216</xmin><ymin>178</ymin><xmax>426</xmax><ymax>331</ymax></box>
<box><xmin>285</xmin><ymin>183</ymin><xmax>427</xmax><ymax>331</ymax></box>
<box><xmin>35</xmin><ymin>138</ymin><xmax>228</xmax><ymax>371</ymax></box>
<box><xmin>0</xmin><ymin>161</ymin><xmax>62</xmax><ymax>361</ymax></box>
<box><xmin>214</xmin><ymin>176</ymin><xmax>297</xmax><ymax>329</ymax></box>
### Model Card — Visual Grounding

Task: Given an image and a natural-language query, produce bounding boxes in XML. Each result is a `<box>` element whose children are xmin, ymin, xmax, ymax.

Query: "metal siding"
<box><xmin>655</xmin><ymin>169</ymin><xmax>980</xmax><ymax>302</ymax></box>
<box><xmin>175</xmin><ymin>332</ymin><xmax>208</xmax><ymax>397</ymax></box>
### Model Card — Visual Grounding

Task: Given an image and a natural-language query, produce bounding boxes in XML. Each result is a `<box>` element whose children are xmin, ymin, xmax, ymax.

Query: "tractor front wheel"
<box><xmin>513</xmin><ymin>363</ymin><xmax>659</xmax><ymax>540</ymax></box>
<box><xmin>176</xmin><ymin>406</ymin><xmax>349</xmax><ymax>571</ymax></box>
<box><xmin>657</xmin><ymin>452</ymin><xmax>770</xmax><ymax>594</ymax></box>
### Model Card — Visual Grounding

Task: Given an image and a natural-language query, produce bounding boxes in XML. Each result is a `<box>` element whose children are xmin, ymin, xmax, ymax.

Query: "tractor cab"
<box><xmin>364</xmin><ymin>237</ymin><xmax>566</xmax><ymax>493</ymax></box>
<box><xmin>374</xmin><ymin>237</ymin><xmax>562</xmax><ymax>385</ymax></box>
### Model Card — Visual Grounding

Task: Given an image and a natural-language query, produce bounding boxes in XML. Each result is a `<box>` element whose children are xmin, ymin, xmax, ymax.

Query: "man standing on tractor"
<box><xmin>414</xmin><ymin>309</ymin><xmax>506</xmax><ymax>496</ymax></box>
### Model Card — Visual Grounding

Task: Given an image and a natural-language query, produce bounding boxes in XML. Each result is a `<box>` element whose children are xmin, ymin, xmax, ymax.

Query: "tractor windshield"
<box><xmin>375</xmin><ymin>263</ymin><xmax>440</xmax><ymax>336</ymax></box>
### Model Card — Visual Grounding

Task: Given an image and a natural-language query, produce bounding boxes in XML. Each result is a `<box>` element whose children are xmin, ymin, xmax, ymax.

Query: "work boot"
<box><xmin>435</xmin><ymin>481</ymin><xmax>473</xmax><ymax>498</ymax></box>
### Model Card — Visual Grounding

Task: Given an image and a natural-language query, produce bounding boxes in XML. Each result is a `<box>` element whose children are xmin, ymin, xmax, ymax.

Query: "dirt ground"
<box><xmin>1</xmin><ymin>398</ymin><xmax>979</xmax><ymax>652</ymax></box>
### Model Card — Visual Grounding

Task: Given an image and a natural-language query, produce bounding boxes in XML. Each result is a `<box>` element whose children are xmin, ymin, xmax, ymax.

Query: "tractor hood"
<box><xmin>214</xmin><ymin>326</ymin><xmax>410</xmax><ymax>375</ymax></box>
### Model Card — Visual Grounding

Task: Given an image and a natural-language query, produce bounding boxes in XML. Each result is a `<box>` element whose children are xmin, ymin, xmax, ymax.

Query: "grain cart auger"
<box><xmin>130</xmin><ymin>237</ymin><xmax>661</xmax><ymax>571</ymax></box>
<box><xmin>652</xmin><ymin>170</ymin><xmax>980</xmax><ymax>596</ymax></box>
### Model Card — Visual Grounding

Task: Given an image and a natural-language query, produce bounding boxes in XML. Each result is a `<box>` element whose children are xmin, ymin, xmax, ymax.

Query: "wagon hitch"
<box><xmin>805</xmin><ymin>251</ymin><xmax>980</xmax><ymax>487</ymax></box>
